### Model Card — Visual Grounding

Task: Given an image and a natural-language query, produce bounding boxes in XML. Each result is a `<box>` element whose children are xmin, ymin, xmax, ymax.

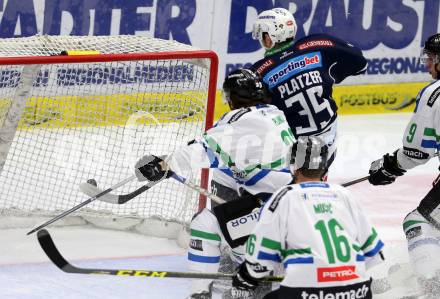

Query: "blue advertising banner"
<box><xmin>0</xmin><ymin>0</ymin><xmax>437</xmax><ymax>85</ymax></box>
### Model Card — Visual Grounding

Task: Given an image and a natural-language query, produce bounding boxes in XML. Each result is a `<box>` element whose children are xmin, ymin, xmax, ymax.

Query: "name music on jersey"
<box><xmin>278</xmin><ymin>70</ymin><xmax>323</xmax><ymax>99</ymax></box>
<box><xmin>266</xmin><ymin>52</ymin><xmax>322</xmax><ymax>87</ymax></box>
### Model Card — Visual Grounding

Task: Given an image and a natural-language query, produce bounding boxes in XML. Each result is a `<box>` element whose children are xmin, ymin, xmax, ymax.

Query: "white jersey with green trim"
<box><xmin>168</xmin><ymin>104</ymin><xmax>294</xmax><ymax>195</ymax></box>
<box><xmin>244</xmin><ymin>182</ymin><xmax>384</xmax><ymax>288</ymax></box>
<box><xmin>397</xmin><ymin>79</ymin><xmax>440</xmax><ymax>169</ymax></box>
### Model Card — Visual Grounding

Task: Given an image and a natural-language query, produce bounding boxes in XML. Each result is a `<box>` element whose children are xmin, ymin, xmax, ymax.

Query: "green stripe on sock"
<box><xmin>190</xmin><ymin>229</ymin><xmax>221</xmax><ymax>241</ymax></box>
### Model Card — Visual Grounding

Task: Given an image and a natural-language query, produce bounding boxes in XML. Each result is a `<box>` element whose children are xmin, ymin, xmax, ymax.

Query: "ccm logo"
<box><xmin>317</xmin><ymin>265</ymin><xmax>359</xmax><ymax>282</ymax></box>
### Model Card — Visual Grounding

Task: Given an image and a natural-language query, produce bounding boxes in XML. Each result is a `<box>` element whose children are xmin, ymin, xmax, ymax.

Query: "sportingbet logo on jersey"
<box><xmin>317</xmin><ymin>265</ymin><xmax>359</xmax><ymax>282</ymax></box>
<box><xmin>264</xmin><ymin>52</ymin><xmax>322</xmax><ymax>88</ymax></box>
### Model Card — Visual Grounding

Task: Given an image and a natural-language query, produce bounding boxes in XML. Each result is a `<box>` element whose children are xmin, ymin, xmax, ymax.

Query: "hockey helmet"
<box><xmin>252</xmin><ymin>8</ymin><xmax>297</xmax><ymax>50</ymax></box>
<box><xmin>290</xmin><ymin>136</ymin><xmax>329</xmax><ymax>171</ymax></box>
<box><xmin>421</xmin><ymin>33</ymin><xmax>440</xmax><ymax>64</ymax></box>
<box><xmin>222</xmin><ymin>69</ymin><xmax>268</xmax><ymax>108</ymax></box>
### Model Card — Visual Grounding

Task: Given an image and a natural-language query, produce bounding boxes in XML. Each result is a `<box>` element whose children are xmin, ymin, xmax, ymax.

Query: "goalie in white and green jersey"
<box><xmin>368</xmin><ymin>33</ymin><xmax>440</xmax><ymax>298</ymax></box>
<box><xmin>232</xmin><ymin>136</ymin><xmax>385</xmax><ymax>299</ymax></box>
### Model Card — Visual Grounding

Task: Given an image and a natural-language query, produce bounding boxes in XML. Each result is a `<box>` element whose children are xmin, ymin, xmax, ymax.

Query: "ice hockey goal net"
<box><xmin>0</xmin><ymin>35</ymin><xmax>218</xmax><ymax>236</ymax></box>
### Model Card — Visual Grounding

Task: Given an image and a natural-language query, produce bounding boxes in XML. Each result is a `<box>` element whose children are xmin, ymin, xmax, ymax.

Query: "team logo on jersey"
<box><xmin>317</xmin><ymin>265</ymin><xmax>359</xmax><ymax>282</ymax></box>
<box><xmin>297</xmin><ymin>39</ymin><xmax>334</xmax><ymax>50</ymax></box>
<box><xmin>263</xmin><ymin>52</ymin><xmax>322</xmax><ymax>88</ymax></box>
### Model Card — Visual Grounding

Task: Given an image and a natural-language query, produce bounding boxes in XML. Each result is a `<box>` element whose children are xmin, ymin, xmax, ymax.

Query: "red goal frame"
<box><xmin>0</xmin><ymin>50</ymin><xmax>219</xmax><ymax>212</ymax></box>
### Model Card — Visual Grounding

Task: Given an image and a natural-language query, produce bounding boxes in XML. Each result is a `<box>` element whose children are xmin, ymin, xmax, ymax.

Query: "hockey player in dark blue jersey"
<box><xmin>251</xmin><ymin>8</ymin><xmax>367</xmax><ymax>174</ymax></box>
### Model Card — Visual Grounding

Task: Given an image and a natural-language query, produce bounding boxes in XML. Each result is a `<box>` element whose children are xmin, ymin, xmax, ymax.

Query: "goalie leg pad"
<box><xmin>213</xmin><ymin>192</ymin><xmax>262</xmax><ymax>249</ymax></box>
<box><xmin>211</xmin><ymin>180</ymin><xmax>240</xmax><ymax>208</ymax></box>
<box><xmin>403</xmin><ymin>209</ymin><xmax>440</xmax><ymax>280</ymax></box>
<box><xmin>417</xmin><ymin>177</ymin><xmax>440</xmax><ymax>227</ymax></box>
<box><xmin>188</xmin><ymin>209</ymin><xmax>224</xmax><ymax>294</ymax></box>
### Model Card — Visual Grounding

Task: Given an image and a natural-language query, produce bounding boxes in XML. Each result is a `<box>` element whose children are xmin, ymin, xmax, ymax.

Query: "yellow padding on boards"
<box><xmin>334</xmin><ymin>82</ymin><xmax>428</xmax><ymax>114</ymax></box>
<box><xmin>8</xmin><ymin>92</ymin><xmax>206</xmax><ymax>130</ymax></box>
<box><xmin>60</xmin><ymin>50</ymin><xmax>101</xmax><ymax>56</ymax></box>
<box><xmin>213</xmin><ymin>82</ymin><xmax>430</xmax><ymax>118</ymax></box>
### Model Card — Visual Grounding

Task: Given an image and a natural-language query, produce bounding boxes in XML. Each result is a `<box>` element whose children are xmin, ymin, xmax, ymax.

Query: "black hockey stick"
<box><xmin>79</xmin><ymin>179</ymin><xmax>155</xmax><ymax>204</ymax></box>
<box><xmin>37</xmin><ymin>229</ymin><xmax>283</xmax><ymax>282</ymax></box>
<box><xmin>80</xmin><ymin>172</ymin><xmax>225</xmax><ymax>205</ymax></box>
<box><xmin>82</xmin><ymin>173</ymin><xmax>368</xmax><ymax>205</ymax></box>
<box><xmin>26</xmin><ymin>175</ymin><xmax>137</xmax><ymax>235</ymax></box>
<box><xmin>341</xmin><ymin>175</ymin><xmax>369</xmax><ymax>187</ymax></box>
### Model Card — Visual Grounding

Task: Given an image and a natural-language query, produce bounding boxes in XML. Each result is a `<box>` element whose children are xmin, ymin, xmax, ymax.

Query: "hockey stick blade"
<box><xmin>27</xmin><ymin>175</ymin><xmax>136</xmax><ymax>235</ymax></box>
<box><xmin>79</xmin><ymin>181</ymin><xmax>155</xmax><ymax>204</ymax></box>
<box><xmin>81</xmin><ymin>172</ymin><xmax>226</xmax><ymax>205</ymax></box>
<box><xmin>37</xmin><ymin>229</ymin><xmax>283</xmax><ymax>282</ymax></box>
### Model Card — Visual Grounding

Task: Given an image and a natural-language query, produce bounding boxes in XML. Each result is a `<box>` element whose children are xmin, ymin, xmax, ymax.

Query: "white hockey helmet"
<box><xmin>252</xmin><ymin>8</ymin><xmax>297</xmax><ymax>50</ymax></box>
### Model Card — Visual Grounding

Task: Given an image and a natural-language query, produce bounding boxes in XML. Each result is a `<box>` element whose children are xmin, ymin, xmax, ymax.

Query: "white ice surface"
<box><xmin>1</xmin><ymin>113</ymin><xmax>438</xmax><ymax>298</ymax></box>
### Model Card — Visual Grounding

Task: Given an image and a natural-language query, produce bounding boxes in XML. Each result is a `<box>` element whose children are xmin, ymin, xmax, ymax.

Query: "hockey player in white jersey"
<box><xmin>135</xmin><ymin>69</ymin><xmax>293</xmax><ymax>298</ymax></box>
<box><xmin>232</xmin><ymin>136</ymin><xmax>385</xmax><ymax>298</ymax></box>
<box><xmin>368</xmin><ymin>33</ymin><xmax>440</xmax><ymax>298</ymax></box>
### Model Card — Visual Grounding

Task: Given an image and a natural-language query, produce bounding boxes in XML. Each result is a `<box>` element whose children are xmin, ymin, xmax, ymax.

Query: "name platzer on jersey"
<box><xmin>278</xmin><ymin>70</ymin><xmax>323</xmax><ymax>99</ymax></box>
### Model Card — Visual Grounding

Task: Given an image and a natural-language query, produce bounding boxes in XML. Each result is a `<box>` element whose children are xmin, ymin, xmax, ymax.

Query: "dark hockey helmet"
<box><xmin>222</xmin><ymin>69</ymin><xmax>269</xmax><ymax>109</ymax></box>
<box><xmin>290</xmin><ymin>136</ymin><xmax>329</xmax><ymax>171</ymax></box>
<box><xmin>421</xmin><ymin>33</ymin><xmax>440</xmax><ymax>64</ymax></box>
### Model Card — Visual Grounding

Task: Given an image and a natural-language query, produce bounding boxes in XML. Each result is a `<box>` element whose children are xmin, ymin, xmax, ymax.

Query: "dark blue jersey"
<box><xmin>251</xmin><ymin>34</ymin><xmax>367</xmax><ymax>137</ymax></box>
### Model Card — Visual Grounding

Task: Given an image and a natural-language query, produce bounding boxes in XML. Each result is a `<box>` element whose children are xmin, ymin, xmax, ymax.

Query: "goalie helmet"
<box><xmin>222</xmin><ymin>69</ymin><xmax>268</xmax><ymax>108</ymax></box>
<box><xmin>421</xmin><ymin>33</ymin><xmax>440</xmax><ymax>64</ymax></box>
<box><xmin>290</xmin><ymin>136</ymin><xmax>329</xmax><ymax>171</ymax></box>
<box><xmin>252</xmin><ymin>7</ymin><xmax>297</xmax><ymax>50</ymax></box>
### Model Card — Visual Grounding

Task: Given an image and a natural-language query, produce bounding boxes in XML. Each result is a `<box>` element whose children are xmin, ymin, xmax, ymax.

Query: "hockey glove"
<box><xmin>369</xmin><ymin>150</ymin><xmax>406</xmax><ymax>185</ymax></box>
<box><xmin>135</xmin><ymin>155</ymin><xmax>172</xmax><ymax>182</ymax></box>
<box><xmin>232</xmin><ymin>262</ymin><xmax>259</xmax><ymax>292</ymax></box>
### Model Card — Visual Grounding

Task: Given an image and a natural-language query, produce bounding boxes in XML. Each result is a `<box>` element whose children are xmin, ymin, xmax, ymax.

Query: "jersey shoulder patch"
<box><xmin>268</xmin><ymin>186</ymin><xmax>292</xmax><ymax>212</ymax></box>
<box><xmin>227</xmin><ymin>107</ymin><xmax>252</xmax><ymax>124</ymax></box>
<box><xmin>427</xmin><ymin>85</ymin><xmax>440</xmax><ymax>107</ymax></box>
<box><xmin>255</xmin><ymin>59</ymin><xmax>275</xmax><ymax>75</ymax></box>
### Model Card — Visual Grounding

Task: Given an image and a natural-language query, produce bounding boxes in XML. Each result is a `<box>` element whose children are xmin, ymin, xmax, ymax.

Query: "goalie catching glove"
<box><xmin>135</xmin><ymin>155</ymin><xmax>172</xmax><ymax>182</ymax></box>
<box><xmin>369</xmin><ymin>150</ymin><xmax>406</xmax><ymax>185</ymax></box>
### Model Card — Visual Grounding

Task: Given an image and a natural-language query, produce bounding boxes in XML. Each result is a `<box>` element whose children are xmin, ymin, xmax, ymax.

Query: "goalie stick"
<box><xmin>37</xmin><ymin>229</ymin><xmax>282</xmax><ymax>282</ymax></box>
<box><xmin>80</xmin><ymin>172</ymin><xmax>225</xmax><ymax>205</ymax></box>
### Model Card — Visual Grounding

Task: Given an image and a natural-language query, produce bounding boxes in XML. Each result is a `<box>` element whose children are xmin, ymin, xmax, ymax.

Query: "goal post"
<box><xmin>0</xmin><ymin>35</ymin><xmax>218</xmax><ymax>237</ymax></box>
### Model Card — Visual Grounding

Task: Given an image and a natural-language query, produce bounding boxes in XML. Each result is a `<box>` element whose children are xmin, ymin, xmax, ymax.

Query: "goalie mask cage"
<box><xmin>0</xmin><ymin>35</ymin><xmax>218</xmax><ymax>236</ymax></box>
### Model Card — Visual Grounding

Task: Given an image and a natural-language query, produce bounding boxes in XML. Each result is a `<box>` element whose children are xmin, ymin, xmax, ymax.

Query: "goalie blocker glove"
<box><xmin>369</xmin><ymin>150</ymin><xmax>406</xmax><ymax>185</ymax></box>
<box><xmin>232</xmin><ymin>262</ymin><xmax>260</xmax><ymax>293</ymax></box>
<box><xmin>135</xmin><ymin>155</ymin><xmax>172</xmax><ymax>182</ymax></box>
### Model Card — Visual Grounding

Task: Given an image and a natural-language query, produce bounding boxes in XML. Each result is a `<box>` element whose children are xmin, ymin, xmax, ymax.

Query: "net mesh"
<box><xmin>0</xmin><ymin>35</ymin><xmax>214</xmax><ymax>226</ymax></box>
